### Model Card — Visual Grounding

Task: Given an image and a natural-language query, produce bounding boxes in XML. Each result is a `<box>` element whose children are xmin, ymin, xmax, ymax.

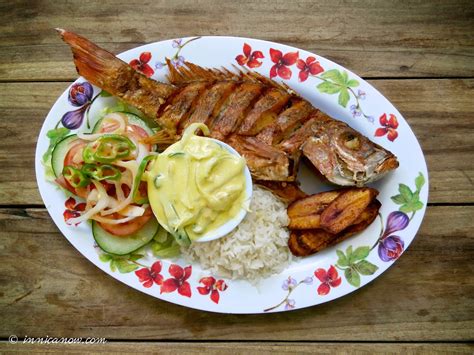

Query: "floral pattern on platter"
<box><xmin>269</xmin><ymin>48</ymin><xmax>299</xmax><ymax>80</ymax></box>
<box><xmin>61</xmin><ymin>82</ymin><xmax>100</xmax><ymax>130</ymax></box>
<box><xmin>63</xmin><ymin>197</ymin><xmax>86</xmax><ymax>225</ymax></box>
<box><xmin>129</xmin><ymin>52</ymin><xmax>154</xmax><ymax>77</ymax></box>
<box><xmin>375</xmin><ymin>113</ymin><xmax>399</xmax><ymax>141</ymax></box>
<box><xmin>197</xmin><ymin>277</ymin><xmax>228</xmax><ymax>304</ymax></box>
<box><xmin>154</xmin><ymin>37</ymin><xmax>201</xmax><ymax>70</ymax></box>
<box><xmin>235</xmin><ymin>43</ymin><xmax>264</xmax><ymax>68</ymax></box>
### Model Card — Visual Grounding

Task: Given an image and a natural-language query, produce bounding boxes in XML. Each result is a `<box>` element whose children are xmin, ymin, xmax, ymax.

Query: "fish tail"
<box><xmin>57</xmin><ymin>28</ymin><xmax>175</xmax><ymax>119</ymax></box>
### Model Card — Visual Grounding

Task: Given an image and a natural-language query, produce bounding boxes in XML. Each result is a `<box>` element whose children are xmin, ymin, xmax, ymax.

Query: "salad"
<box><xmin>46</xmin><ymin>107</ymin><xmax>180</xmax><ymax>258</ymax></box>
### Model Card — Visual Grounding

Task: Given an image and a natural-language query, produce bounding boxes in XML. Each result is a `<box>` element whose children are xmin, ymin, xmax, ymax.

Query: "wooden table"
<box><xmin>1</xmin><ymin>1</ymin><xmax>473</xmax><ymax>353</ymax></box>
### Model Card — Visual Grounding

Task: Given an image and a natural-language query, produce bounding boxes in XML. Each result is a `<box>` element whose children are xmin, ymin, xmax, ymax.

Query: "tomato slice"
<box><xmin>64</xmin><ymin>141</ymin><xmax>86</xmax><ymax>168</ymax></box>
<box><xmin>98</xmin><ymin>207</ymin><xmax>153</xmax><ymax>237</ymax></box>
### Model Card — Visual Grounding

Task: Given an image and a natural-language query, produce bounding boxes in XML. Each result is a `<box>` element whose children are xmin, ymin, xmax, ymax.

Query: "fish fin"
<box><xmin>166</xmin><ymin>60</ymin><xmax>299</xmax><ymax>95</ymax></box>
<box><xmin>167</xmin><ymin>60</ymin><xmax>240</xmax><ymax>84</ymax></box>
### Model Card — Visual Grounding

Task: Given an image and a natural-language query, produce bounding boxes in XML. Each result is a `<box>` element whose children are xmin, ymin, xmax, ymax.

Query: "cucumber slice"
<box><xmin>51</xmin><ymin>134</ymin><xmax>80</xmax><ymax>178</ymax></box>
<box><xmin>93</xmin><ymin>112</ymin><xmax>154</xmax><ymax>135</ymax></box>
<box><xmin>92</xmin><ymin>217</ymin><xmax>159</xmax><ymax>255</ymax></box>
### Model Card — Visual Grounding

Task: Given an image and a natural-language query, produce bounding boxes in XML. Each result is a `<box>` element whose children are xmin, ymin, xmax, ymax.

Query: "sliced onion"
<box><xmin>67</xmin><ymin>180</ymin><xmax>110</xmax><ymax>225</ymax></box>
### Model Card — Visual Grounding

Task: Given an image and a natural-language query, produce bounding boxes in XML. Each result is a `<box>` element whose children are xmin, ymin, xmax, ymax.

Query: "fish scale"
<box><xmin>58</xmin><ymin>29</ymin><xmax>399</xmax><ymax>187</ymax></box>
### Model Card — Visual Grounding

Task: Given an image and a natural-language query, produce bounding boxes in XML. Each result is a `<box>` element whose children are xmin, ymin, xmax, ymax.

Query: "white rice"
<box><xmin>181</xmin><ymin>186</ymin><xmax>292</xmax><ymax>283</ymax></box>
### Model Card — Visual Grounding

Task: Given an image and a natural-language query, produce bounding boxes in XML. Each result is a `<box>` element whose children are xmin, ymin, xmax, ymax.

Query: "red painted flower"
<box><xmin>269</xmin><ymin>48</ymin><xmax>299</xmax><ymax>80</ymax></box>
<box><xmin>375</xmin><ymin>113</ymin><xmax>399</xmax><ymax>141</ymax></box>
<box><xmin>135</xmin><ymin>261</ymin><xmax>163</xmax><ymax>288</ymax></box>
<box><xmin>161</xmin><ymin>264</ymin><xmax>192</xmax><ymax>297</ymax></box>
<box><xmin>63</xmin><ymin>197</ymin><xmax>86</xmax><ymax>224</ymax></box>
<box><xmin>129</xmin><ymin>52</ymin><xmax>155</xmax><ymax>77</ymax></box>
<box><xmin>296</xmin><ymin>56</ymin><xmax>324</xmax><ymax>82</ymax></box>
<box><xmin>197</xmin><ymin>277</ymin><xmax>228</xmax><ymax>304</ymax></box>
<box><xmin>314</xmin><ymin>265</ymin><xmax>342</xmax><ymax>295</ymax></box>
<box><xmin>235</xmin><ymin>43</ymin><xmax>264</xmax><ymax>68</ymax></box>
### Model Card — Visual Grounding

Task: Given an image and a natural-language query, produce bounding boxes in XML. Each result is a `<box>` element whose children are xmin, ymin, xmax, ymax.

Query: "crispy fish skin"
<box><xmin>320</xmin><ymin>187</ymin><xmax>378</xmax><ymax>234</ymax></box>
<box><xmin>58</xmin><ymin>29</ymin><xmax>399</xmax><ymax>185</ymax></box>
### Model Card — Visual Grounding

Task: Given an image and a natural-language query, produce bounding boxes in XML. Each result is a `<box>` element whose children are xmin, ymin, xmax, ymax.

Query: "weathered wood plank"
<box><xmin>0</xmin><ymin>79</ymin><xmax>472</xmax><ymax>205</ymax></box>
<box><xmin>0</xmin><ymin>206</ymin><xmax>473</xmax><ymax>341</ymax></box>
<box><xmin>0</xmin><ymin>0</ymin><xmax>473</xmax><ymax>81</ymax></box>
<box><xmin>0</xmin><ymin>341</ymin><xmax>473</xmax><ymax>354</ymax></box>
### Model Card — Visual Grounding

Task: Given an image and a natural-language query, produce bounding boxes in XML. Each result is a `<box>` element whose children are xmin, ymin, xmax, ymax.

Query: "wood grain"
<box><xmin>0</xmin><ymin>0</ymin><xmax>473</xmax><ymax>81</ymax></box>
<box><xmin>0</xmin><ymin>79</ymin><xmax>472</xmax><ymax>206</ymax></box>
<box><xmin>0</xmin><ymin>341</ymin><xmax>473</xmax><ymax>354</ymax></box>
<box><xmin>1</xmin><ymin>206</ymin><xmax>473</xmax><ymax>341</ymax></box>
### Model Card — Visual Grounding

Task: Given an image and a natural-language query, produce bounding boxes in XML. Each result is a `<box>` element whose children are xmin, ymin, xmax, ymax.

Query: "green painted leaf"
<box><xmin>99</xmin><ymin>254</ymin><xmax>112</xmax><ymax>262</ymax></box>
<box><xmin>415</xmin><ymin>173</ymin><xmax>425</xmax><ymax>192</ymax></box>
<box><xmin>317</xmin><ymin>81</ymin><xmax>341</xmax><ymax>94</ymax></box>
<box><xmin>399</xmin><ymin>184</ymin><xmax>413</xmax><ymax>201</ymax></box>
<box><xmin>346</xmin><ymin>245</ymin><xmax>353</xmax><ymax>258</ymax></box>
<box><xmin>321</xmin><ymin>69</ymin><xmax>345</xmax><ymax>84</ymax></box>
<box><xmin>346</xmin><ymin>79</ymin><xmax>359</xmax><ymax>88</ymax></box>
<box><xmin>350</xmin><ymin>246</ymin><xmax>370</xmax><ymax>263</ymax></box>
<box><xmin>355</xmin><ymin>260</ymin><xmax>378</xmax><ymax>275</ymax></box>
<box><xmin>399</xmin><ymin>204</ymin><xmax>413</xmax><ymax>213</ymax></box>
<box><xmin>342</xmin><ymin>71</ymin><xmax>349</xmax><ymax>83</ymax></box>
<box><xmin>412</xmin><ymin>200</ymin><xmax>424</xmax><ymax>211</ymax></box>
<box><xmin>345</xmin><ymin>267</ymin><xmax>360</xmax><ymax>287</ymax></box>
<box><xmin>391</xmin><ymin>194</ymin><xmax>406</xmax><ymax>205</ymax></box>
<box><xmin>100</xmin><ymin>90</ymin><xmax>112</xmax><ymax>97</ymax></box>
<box><xmin>338</xmin><ymin>88</ymin><xmax>350</xmax><ymax>107</ymax></box>
<box><xmin>336</xmin><ymin>250</ymin><xmax>349</xmax><ymax>267</ymax></box>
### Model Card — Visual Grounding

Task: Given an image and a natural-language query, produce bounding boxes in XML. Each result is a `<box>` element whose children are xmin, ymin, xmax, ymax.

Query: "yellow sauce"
<box><xmin>147</xmin><ymin>123</ymin><xmax>247</xmax><ymax>241</ymax></box>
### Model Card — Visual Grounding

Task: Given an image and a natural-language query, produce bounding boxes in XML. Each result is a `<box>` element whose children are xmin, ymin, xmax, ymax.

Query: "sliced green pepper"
<box><xmin>132</xmin><ymin>155</ymin><xmax>156</xmax><ymax>204</ymax></box>
<box><xmin>83</xmin><ymin>134</ymin><xmax>136</xmax><ymax>164</ymax></box>
<box><xmin>82</xmin><ymin>163</ymin><xmax>121</xmax><ymax>181</ymax></box>
<box><xmin>62</xmin><ymin>165</ymin><xmax>90</xmax><ymax>188</ymax></box>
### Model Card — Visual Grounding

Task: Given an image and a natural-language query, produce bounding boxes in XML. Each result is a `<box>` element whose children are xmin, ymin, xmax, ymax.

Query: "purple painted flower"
<box><xmin>383</xmin><ymin>211</ymin><xmax>409</xmax><ymax>238</ymax></box>
<box><xmin>69</xmin><ymin>82</ymin><xmax>93</xmax><ymax>106</ymax></box>
<box><xmin>350</xmin><ymin>104</ymin><xmax>361</xmax><ymax>118</ymax></box>
<box><xmin>378</xmin><ymin>235</ymin><xmax>404</xmax><ymax>261</ymax></box>
<box><xmin>285</xmin><ymin>299</ymin><xmax>296</xmax><ymax>310</ymax></box>
<box><xmin>172</xmin><ymin>39</ymin><xmax>182</xmax><ymax>48</ymax></box>
<box><xmin>155</xmin><ymin>61</ymin><xmax>165</xmax><ymax>70</ymax></box>
<box><xmin>357</xmin><ymin>89</ymin><xmax>366</xmax><ymax>100</ymax></box>
<box><xmin>172</xmin><ymin>55</ymin><xmax>185</xmax><ymax>68</ymax></box>
<box><xmin>366</xmin><ymin>115</ymin><xmax>375</xmax><ymax>123</ymax></box>
<box><xmin>282</xmin><ymin>276</ymin><xmax>297</xmax><ymax>290</ymax></box>
<box><xmin>302</xmin><ymin>276</ymin><xmax>313</xmax><ymax>285</ymax></box>
<box><xmin>61</xmin><ymin>106</ymin><xmax>87</xmax><ymax>129</ymax></box>
<box><xmin>377</xmin><ymin>211</ymin><xmax>409</xmax><ymax>262</ymax></box>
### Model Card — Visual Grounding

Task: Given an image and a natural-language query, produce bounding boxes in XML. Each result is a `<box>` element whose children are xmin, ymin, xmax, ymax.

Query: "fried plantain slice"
<box><xmin>288</xmin><ymin>199</ymin><xmax>382</xmax><ymax>257</ymax></box>
<box><xmin>288</xmin><ymin>231</ymin><xmax>311</xmax><ymax>256</ymax></box>
<box><xmin>287</xmin><ymin>190</ymin><xmax>343</xmax><ymax>218</ymax></box>
<box><xmin>288</xmin><ymin>214</ymin><xmax>322</xmax><ymax>229</ymax></box>
<box><xmin>320</xmin><ymin>187</ymin><xmax>378</xmax><ymax>234</ymax></box>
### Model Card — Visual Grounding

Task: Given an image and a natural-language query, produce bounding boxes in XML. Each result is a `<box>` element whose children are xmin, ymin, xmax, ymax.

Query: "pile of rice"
<box><xmin>181</xmin><ymin>186</ymin><xmax>292</xmax><ymax>283</ymax></box>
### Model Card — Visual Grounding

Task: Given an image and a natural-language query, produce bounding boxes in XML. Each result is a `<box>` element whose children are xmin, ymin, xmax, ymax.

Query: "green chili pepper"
<box><xmin>62</xmin><ymin>165</ymin><xmax>90</xmax><ymax>188</ymax></box>
<box><xmin>132</xmin><ymin>155</ymin><xmax>156</xmax><ymax>204</ymax></box>
<box><xmin>82</xmin><ymin>164</ymin><xmax>121</xmax><ymax>181</ymax></box>
<box><xmin>83</xmin><ymin>134</ymin><xmax>136</xmax><ymax>164</ymax></box>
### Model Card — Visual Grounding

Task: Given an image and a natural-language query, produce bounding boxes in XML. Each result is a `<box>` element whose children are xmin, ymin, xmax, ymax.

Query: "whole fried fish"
<box><xmin>57</xmin><ymin>29</ymin><xmax>398</xmax><ymax>186</ymax></box>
